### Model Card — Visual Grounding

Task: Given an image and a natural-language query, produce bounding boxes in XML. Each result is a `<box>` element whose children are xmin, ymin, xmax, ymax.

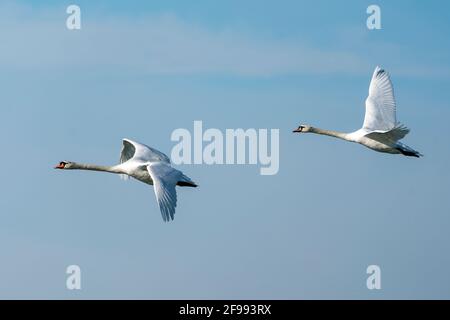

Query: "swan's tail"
<box><xmin>177</xmin><ymin>173</ymin><xmax>198</xmax><ymax>187</ymax></box>
<box><xmin>395</xmin><ymin>142</ymin><xmax>423</xmax><ymax>158</ymax></box>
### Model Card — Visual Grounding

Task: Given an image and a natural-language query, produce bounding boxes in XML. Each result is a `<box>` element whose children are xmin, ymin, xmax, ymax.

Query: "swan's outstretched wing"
<box><xmin>363</xmin><ymin>66</ymin><xmax>397</xmax><ymax>132</ymax></box>
<box><xmin>120</xmin><ymin>139</ymin><xmax>171</xmax><ymax>164</ymax></box>
<box><xmin>147</xmin><ymin>162</ymin><xmax>181</xmax><ymax>222</ymax></box>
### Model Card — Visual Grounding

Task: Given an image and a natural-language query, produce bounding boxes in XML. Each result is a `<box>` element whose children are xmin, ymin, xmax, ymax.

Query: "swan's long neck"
<box><xmin>310</xmin><ymin>127</ymin><xmax>349</xmax><ymax>141</ymax></box>
<box><xmin>69</xmin><ymin>162</ymin><xmax>122</xmax><ymax>174</ymax></box>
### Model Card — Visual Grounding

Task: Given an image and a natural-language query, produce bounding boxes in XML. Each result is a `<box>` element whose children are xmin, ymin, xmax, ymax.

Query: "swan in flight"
<box><xmin>55</xmin><ymin>139</ymin><xmax>197</xmax><ymax>222</ymax></box>
<box><xmin>293</xmin><ymin>66</ymin><xmax>422</xmax><ymax>157</ymax></box>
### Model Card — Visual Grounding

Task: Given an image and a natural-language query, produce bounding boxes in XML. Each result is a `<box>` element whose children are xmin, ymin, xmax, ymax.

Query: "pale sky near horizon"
<box><xmin>0</xmin><ymin>0</ymin><xmax>449</xmax><ymax>299</ymax></box>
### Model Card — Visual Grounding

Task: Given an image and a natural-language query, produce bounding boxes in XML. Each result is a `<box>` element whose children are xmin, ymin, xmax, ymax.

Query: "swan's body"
<box><xmin>294</xmin><ymin>66</ymin><xmax>422</xmax><ymax>157</ymax></box>
<box><xmin>55</xmin><ymin>139</ymin><xmax>197</xmax><ymax>222</ymax></box>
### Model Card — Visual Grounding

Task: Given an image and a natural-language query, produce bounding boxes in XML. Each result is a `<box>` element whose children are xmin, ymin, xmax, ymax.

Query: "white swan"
<box><xmin>55</xmin><ymin>139</ymin><xmax>197</xmax><ymax>222</ymax></box>
<box><xmin>294</xmin><ymin>66</ymin><xmax>422</xmax><ymax>157</ymax></box>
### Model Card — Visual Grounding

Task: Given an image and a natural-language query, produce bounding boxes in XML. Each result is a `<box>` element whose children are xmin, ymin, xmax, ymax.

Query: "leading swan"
<box><xmin>55</xmin><ymin>139</ymin><xmax>197</xmax><ymax>222</ymax></box>
<box><xmin>293</xmin><ymin>66</ymin><xmax>422</xmax><ymax>157</ymax></box>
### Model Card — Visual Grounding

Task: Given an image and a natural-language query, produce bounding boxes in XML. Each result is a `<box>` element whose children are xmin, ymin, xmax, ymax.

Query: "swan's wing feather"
<box><xmin>120</xmin><ymin>139</ymin><xmax>136</xmax><ymax>164</ymax></box>
<box><xmin>119</xmin><ymin>139</ymin><xmax>136</xmax><ymax>180</ymax></box>
<box><xmin>147</xmin><ymin>162</ymin><xmax>181</xmax><ymax>222</ymax></box>
<box><xmin>124</xmin><ymin>138</ymin><xmax>171</xmax><ymax>164</ymax></box>
<box><xmin>365</xmin><ymin>124</ymin><xmax>410</xmax><ymax>143</ymax></box>
<box><xmin>363</xmin><ymin>66</ymin><xmax>397</xmax><ymax>132</ymax></box>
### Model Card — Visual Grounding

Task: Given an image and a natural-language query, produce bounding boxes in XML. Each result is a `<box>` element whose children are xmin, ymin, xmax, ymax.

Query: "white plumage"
<box><xmin>364</xmin><ymin>66</ymin><xmax>397</xmax><ymax>132</ymax></box>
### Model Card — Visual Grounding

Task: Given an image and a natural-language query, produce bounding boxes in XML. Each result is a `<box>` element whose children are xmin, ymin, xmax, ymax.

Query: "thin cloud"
<box><xmin>0</xmin><ymin>3</ymin><xmax>369</xmax><ymax>76</ymax></box>
<box><xmin>0</xmin><ymin>2</ymin><xmax>447</xmax><ymax>78</ymax></box>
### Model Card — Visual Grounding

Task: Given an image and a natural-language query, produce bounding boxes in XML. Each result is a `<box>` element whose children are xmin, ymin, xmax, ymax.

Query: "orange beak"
<box><xmin>54</xmin><ymin>163</ymin><xmax>65</xmax><ymax>169</ymax></box>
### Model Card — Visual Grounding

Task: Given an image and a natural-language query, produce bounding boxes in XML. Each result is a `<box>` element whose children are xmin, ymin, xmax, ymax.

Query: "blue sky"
<box><xmin>0</xmin><ymin>0</ymin><xmax>449</xmax><ymax>299</ymax></box>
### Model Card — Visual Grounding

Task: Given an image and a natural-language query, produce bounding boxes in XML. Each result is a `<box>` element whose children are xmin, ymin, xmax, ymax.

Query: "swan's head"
<box><xmin>54</xmin><ymin>161</ymin><xmax>73</xmax><ymax>169</ymax></box>
<box><xmin>293</xmin><ymin>125</ymin><xmax>312</xmax><ymax>133</ymax></box>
